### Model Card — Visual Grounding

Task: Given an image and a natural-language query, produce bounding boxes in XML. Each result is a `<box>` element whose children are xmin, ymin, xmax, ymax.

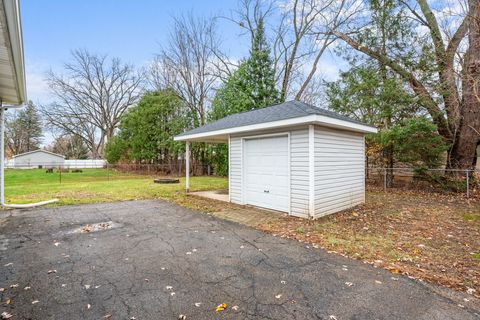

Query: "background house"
<box><xmin>7</xmin><ymin>149</ymin><xmax>107</xmax><ymax>169</ymax></box>
<box><xmin>10</xmin><ymin>149</ymin><xmax>65</xmax><ymax>168</ymax></box>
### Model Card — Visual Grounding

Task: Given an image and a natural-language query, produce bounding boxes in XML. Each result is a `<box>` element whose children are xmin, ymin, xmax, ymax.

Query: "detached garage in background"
<box><xmin>174</xmin><ymin>101</ymin><xmax>377</xmax><ymax>219</ymax></box>
<box><xmin>11</xmin><ymin>150</ymin><xmax>65</xmax><ymax>168</ymax></box>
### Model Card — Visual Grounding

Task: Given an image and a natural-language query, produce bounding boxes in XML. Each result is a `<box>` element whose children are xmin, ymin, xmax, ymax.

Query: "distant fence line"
<box><xmin>366</xmin><ymin>167</ymin><xmax>478</xmax><ymax>198</ymax></box>
<box><xmin>6</xmin><ymin>159</ymin><xmax>106</xmax><ymax>169</ymax></box>
<box><xmin>3</xmin><ymin>162</ymin><xmax>478</xmax><ymax>198</ymax></box>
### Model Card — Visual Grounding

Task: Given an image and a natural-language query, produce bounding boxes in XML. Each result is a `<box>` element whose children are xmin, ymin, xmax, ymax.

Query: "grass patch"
<box><xmin>464</xmin><ymin>213</ymin><xmax>480</xmax><ymax>222</ymax></box>
<box><xmin>3</xmin><ymin>168</ymin><xmax>228</xmax><ymax>207</ymax></box>
<box><xmin>472</xmin><ymin>253</ymin><xmax>480</xmax><ymax>261</ymax></box>
<box><xmin>295</xmin><ymin>226</ymin><xmax>305</xmax><ymax>234</ymax></box>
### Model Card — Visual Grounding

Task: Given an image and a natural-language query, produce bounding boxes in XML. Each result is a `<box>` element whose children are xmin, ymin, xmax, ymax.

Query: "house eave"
<box><xmin>174</xmin><ymin>115</ymin><xmax>378</xmax><ymax>142</ymax></box>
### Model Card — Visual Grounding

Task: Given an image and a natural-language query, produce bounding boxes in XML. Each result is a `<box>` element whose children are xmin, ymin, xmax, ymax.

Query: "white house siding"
<box><xmin>13</xmin><ymin>151</ymin><xmax>64</xmax><ymax>168</ymax></box>
<box><xmin>229</xmin><ymin>127</ymin><xmax>310</xmax><ymax>217</ymax></box>
<box><xmin>313</xmin><ymin>126</ymin><xmax>365</xmax><ymax>218</ymax></box>
<box><xmin>289</xmin><ymin>128</ymin><xmax>310</xmax><ymax>218</ymax></box>
<box><xmin>229</xmin><ymin>136</ymin><xmax>243</xmax><ymax>204</ymax></box>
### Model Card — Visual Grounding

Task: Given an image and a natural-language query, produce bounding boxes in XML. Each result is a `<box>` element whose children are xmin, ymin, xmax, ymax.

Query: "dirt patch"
<box><xmin>254</xmin><ymin>190</ymin><xmax>480</xmax><ymax>297</ymax></box>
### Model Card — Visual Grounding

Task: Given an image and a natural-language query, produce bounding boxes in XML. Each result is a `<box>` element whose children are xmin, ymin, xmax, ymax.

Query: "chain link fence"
<box><xmin>366</xmin><ymin>167</ymin><xmax>478</xmax><ymax>198</ymax></box>
<box><xmin>4</xmin><ymin>162</ymin><xmax>216</xmax><ymax>185</ymax></box>
<box><xmin>4</xmin><ymin>161</ymin><xmax>478</xmax><ymax>198</ymax></box>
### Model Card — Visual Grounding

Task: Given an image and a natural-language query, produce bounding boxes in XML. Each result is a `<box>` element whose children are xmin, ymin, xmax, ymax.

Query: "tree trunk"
<box><xmin>448</xmin><ymin>0</ymin><xmax>480</xmax><ymax>170</ymax></box>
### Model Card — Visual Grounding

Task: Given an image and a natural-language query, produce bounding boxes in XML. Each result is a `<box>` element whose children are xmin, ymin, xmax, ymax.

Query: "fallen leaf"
<box><xmin>1</xmin><ymin>312</ymin><xmax>13</xmax><ymax>319</ymax></box>
<box><xmin>24</xmin><ymin>286</ymin><xmax>31</xmax><ymax>290</ymax></box>
<box><xmin>280</xmin><ymin>280</ymin><xmax>286</xmax><ymax>284</ymax></box>
<box><xmin>375</xmin><ymin>280</ymin><xmax>382</xmax><ymax>284</ymax></box>
<box><xmin>0</xmin><ymin>288</ymin><xmax>4</xmax><ymax>292</ymax></box>
<box><xmin>87</xmin><ymin>304</ymin><xmax>91</xmax><ymax>309</ymax></box>
<box><xmin>215</xmin><ymin>303</ymin><xmax>227</xmax><ymax>312</ymax></box>
<box><xmin>166</xmin><ymin>286</ymin><xmax>173</xmax><ymax>290</ymax></box>
<box><xmin>194</xmin><ymin>302</ymin><xmax>201</xmax><ymax>307</ymax></box>
<box><xmin>240</xmin><ymin>245</ymin><xmax>244</xmax><ymax>249</ymax></box>
<box><xmin>5</xmin><ymin>298</ymin><xmax>10</xmax><ymax>305</ymax></box>
<box><xmin>387</xmin><ymin>266</ymin><xmax>401</xmax><ymax>274</ymax></box>
<box><xmin>345</xmin><ymin>282</ymin><xmax>354</xmax><ymax>287</ymax></box>
<box><xmin>103</xmin><ymin>314</ymin><xmax>112</xmax><ymax>319</ymax></box>
<box><xmin>178</xmin><ymin>315</ymin><xmax>187</xmax><ymax>320</ymax></box>
<box><xmin>84</xmin><ymin>284</ymin><xmax>90</xmax><ymax>289</ymax></box>
<box><xmin>32</xmin><ymin>300</ymin><xmax>39</xmax><ymax>304</ymax></box>
<box><xmin>186</xmin><ymin>252</ymin><xmax>192</xmax><ymax>255</ymax></box>
<box><xmin>3</xmin><ymin>263</ymin><xmax>13</xmax><ymax>267</ymax></box>
<box><xmin>54</xmin><ymin>242</ymin><xmax>60</xmax><ymax>247</ymax></box>
<box><xmin>232</xmin><ymin>305</ymin><xmax>239</xmax><ymax>311</ymax></box>
<box><xmin>81</xmin><ymin>225</ymin><xmax>93</xmax><ymax>233</ymax></box>
<box><xmin>275</xmin><ymin>294</ymin><xmax>282</xmax><ymax>299</ymax></box>
<box><xmin>329</xmin><ymin>316</ymin><xmax>338</xmax><ymax>320</ymax></box>
<box><xmin>47</xmin><ymin>269</ymin><xmax>57</xmax><ymax>274</ymax></box>
<box><xmin>144</xmin><ymin>279</ymin><xmax>149</xmax><ymax>282</ymax></box>
<box><xmin>61</xmin><ymin>284</ymin><xmax>66</xmax><ymax>287</ymax></box>
<box><xmin>10</xmin><ymin>284</ymin><xmax>18</xmax><ymax>288</ymax></box>
<box><xmin>192</xmin><ymin>248</ymin><xmax>197</xmax><ymax>252</ymax></box>
<box><xmin>170</xmin><ymin>292</ymin><xmax>176</xmax><ymax>296</ymax></box>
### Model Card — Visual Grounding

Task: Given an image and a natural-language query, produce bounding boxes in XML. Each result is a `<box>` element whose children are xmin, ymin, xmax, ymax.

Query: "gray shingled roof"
<box><xmin>177</xmin><ymin>100</ymin><xmax>371</xmax><ymax>137</ymax></box>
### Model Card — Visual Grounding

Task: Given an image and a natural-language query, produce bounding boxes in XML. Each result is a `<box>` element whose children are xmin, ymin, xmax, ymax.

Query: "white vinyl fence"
<box><xmin>64</xmin><ymin>159</ymin><xmax>106</xmax><ymax>169</ymax></box>
<box><xmin>6</xmin><ymin>159</ymin><xmax>106</xmax><ymax>169</ymax></box>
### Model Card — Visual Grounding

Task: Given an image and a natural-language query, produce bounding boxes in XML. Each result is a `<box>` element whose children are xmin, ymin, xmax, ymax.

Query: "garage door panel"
<box><xmin>244</xmin><ymin>135</ymin><xmax>289</xmax><ymax>212</ymax></box>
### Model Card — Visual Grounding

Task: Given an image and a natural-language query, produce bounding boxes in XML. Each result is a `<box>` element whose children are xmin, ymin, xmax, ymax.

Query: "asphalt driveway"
<box><xmin>0</xmin><ymin>200</ymin><xmax>478</xmax><ymax>320</ymax></box>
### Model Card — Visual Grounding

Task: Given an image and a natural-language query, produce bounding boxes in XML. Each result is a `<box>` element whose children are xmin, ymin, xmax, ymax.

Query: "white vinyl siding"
<box><xmin>228</xmin><ymin>125</ymin><xmax>365</xmax><ymax>218</ymax></box>
<box><xmin>229</xmin><ymin>136</ymin><xmax>242</xmax><ymax>204</ymax></box>
<box><xmin>290</xmin><ymin>128</ymin><xmax>310</xmax><ymax>218</ymax></box>
<box><xmin>314</xmin><ymin>126</ymin><xmax>365</xmax><ymax>218</ymax></box>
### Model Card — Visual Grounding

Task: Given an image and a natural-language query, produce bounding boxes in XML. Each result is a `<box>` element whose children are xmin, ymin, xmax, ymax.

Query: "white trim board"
<box><xmin>174</xmin><ymin>114</ymin><xmax>377</xmax><ymax>142</ymax></box>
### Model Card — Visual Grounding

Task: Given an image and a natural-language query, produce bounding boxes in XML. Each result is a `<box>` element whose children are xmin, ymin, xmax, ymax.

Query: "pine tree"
<box><xmin>209</xmin><ymin>17</ymin><xmax>279</xmax><ymax>121</ymax></box>
<box><xmin>208</xmin><ymin>18</ymin><xmax>279</xmax><ymax>175</ymax></box>
<box><xmin>5</xmin><ymin>101</ymin><xmax>43</xmax><ymax>155</ymax></box>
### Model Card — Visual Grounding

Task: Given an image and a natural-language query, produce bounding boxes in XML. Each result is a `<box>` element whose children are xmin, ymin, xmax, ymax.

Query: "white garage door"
<box><xmin>243</xmin><ymin>135</ymin><xmax>289</xmax><ymax>212</ymax></box>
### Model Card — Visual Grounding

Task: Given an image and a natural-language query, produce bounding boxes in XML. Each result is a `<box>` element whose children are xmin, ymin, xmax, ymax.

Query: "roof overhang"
<box><xmin>174</xmin><ymin>114</ymin><xmax>378</xmax><ymax>142</ymax></box>
<box><xmin>0</xmin><ymin>0</ymin><xmax>26</xmax><ymax>107</ymax></box>
<box><xmin>13</xmin><ymin>149</ymin><xmax>65</xmax><ymax>159</ymax></box>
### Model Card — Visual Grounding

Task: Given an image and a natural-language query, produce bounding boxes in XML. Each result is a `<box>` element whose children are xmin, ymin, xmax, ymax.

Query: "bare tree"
<box><xmin>235</xmin><ymin>0</ymin><xmax>365</xmax><ymax>101</ymax></box>
<box><xmin>333</xmin><ymin>0</ymin><xmax>480</xmax><ymax>170</ymax></box>
<box><xmin>42</xmin><ymin>49</ymin><xmax>144</xmax><ymax>158</ymax></box>
<box><xmin>149</xmin><ymin>14</ymin><xmax>221</xmax><ymax>128</ymax></box>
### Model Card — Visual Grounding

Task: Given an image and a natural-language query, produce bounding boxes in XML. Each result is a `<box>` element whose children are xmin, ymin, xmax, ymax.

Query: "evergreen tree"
<box><xmin>6</xmin><ymin>101</ymin><xmax>43</xmax><ymax>155</ymax></box>
<box><xmin>105</xmin><ymin>90</ymin><xmax>185</xmax><ymax>164</ymax></box>
<box><xmin>209</xmin><ymin>17</ymin><xmax>279</xmax><ymax>121</ymax></box>
<box><xmin>209</xmin><ymin>17</ymin><xmax>279</xmax><ymax>175</ymax></box>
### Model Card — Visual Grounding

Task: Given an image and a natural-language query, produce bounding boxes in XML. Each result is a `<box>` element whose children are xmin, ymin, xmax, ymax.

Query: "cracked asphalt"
<box><xmin>0</xmin><ymin>200</ymin><xmax>478</xmax><ymax>320</ymax></box>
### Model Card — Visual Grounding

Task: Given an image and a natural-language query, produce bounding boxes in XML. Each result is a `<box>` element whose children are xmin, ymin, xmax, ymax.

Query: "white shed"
<box><xmin>12</xmin><ymin>150</ymin><xmax>65</xmax><ymax>168</ymax></box>
<box><xmin>174</xmin><ymin>101</ymin><xmax>377</xmax><ymax>219</ymax></box>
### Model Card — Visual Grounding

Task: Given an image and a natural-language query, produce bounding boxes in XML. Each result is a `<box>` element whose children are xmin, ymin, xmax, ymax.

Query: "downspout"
<box><xmin>1</xmin><ymin>104</ymin><xmax>58</xmax><ymax>208</ymax></box>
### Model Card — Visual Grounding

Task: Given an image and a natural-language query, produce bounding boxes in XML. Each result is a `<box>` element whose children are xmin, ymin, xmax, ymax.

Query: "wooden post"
<box><xmin>466</xmin><ymin>170</ymin><xmax>470</xmax><ymax>198</ymax></box>
<box><xmin>383</xmin><ymin>168</ymin><xmax>387</xmax><ymax>192</ymax></box>
<box><xmin>185</xmin><ymin>142</ymin><xmax>190</xmax><ymax>193</ymax></box>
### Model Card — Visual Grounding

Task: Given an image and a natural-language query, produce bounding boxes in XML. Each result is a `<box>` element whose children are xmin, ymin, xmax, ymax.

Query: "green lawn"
<box><xmin>4</xmin><ymin>168</ymin><xmax>228</xmax><ymax>206</ymax></box>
